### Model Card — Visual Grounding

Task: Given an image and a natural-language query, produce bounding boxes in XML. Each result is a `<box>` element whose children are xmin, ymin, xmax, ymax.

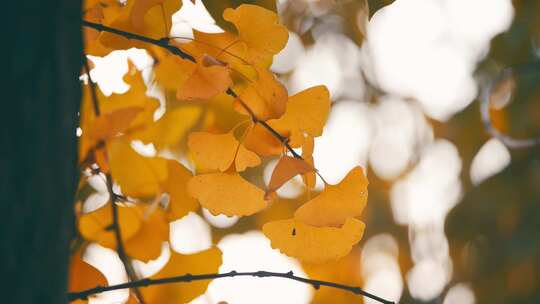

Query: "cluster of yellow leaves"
<box><xmin>74</xmin><ymin>1</ymin><xmax>369</xmax><ymax>301</ymax></box>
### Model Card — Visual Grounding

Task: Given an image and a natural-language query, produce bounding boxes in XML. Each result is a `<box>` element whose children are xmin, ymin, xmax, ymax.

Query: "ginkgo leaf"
<box><xmin>124</xmin><ymin>205</ymin><xmax>169</xmax><ymax>262</ymax></box>
<box><xmin>99</xmin><ymin>0</ymin><xmax>180</xmax><ymax>49</ymax></box>
<box><xmin>188</xmin><ymin>130</ymin><xmax>261</xmax><ymax>173</ymax></box>
<box><xmin>242</xmin><ymin>123</ymin><xmax>283</xmax><ymax>157</ymax></box>
<box><xmin>236</xmin><ymin>65</ymin><xmax>288</xmax><ymax>121</ymax></box>
<box><xmin>69</xmin><ymin>251</ymin><xmax>108</xmax><ymax>292</ymax></box>
<box><xmin>78</xmin><ymin>202</ymin><xmax>142</xmax><ymax>249</ymax></box>
<box><xmin>267</xmin><ymin>156</ymin><xmax>314</xmax><ymax>196</ymax></box>
<box><xmin>262</xmin><ymin>218</ymin><xmax>365</xmax><ymax>263</ymax></box>
<box><xmin>142</xmin><ymin>247</ymin><xmax>222</xmax><ymax>304</ymax></box>
<box><xmin>203</xmin><ymin>0</ymin><xmax>276</xmax><ymax>34</ymax></box>
<box><xmin>223</xmin><ymin>4</ymin><xmax>288</xmax><ymax>64</ymax></box>
<box><xmin>235</xmin><ymin>144</ymin><xmax>261</xmax><ymax>171</ymax></box>
<box><xmin>154</xmin><ymin>54</ymin><xmax>195</xmax><ymax>91</ymax></box>
<box><xmin>177</xmin><ymin>62</ymin><xmax>232</xmax><ymax>101</ymax></box>
<box><xmin>187</xmin><ymin>172</ymin><xmax>267</xmax><ymax>216</ymax></box>
<box><xmin>130</xmin><ymin>105</ymin><xmax>202</xmax><ymax>150</ymax></box>
<box><xmin>269</xmin><ymin>85</ymin><xmax>331</xmax><ymax>147</ymax></box>
<box><xmin>79</xmin><ymin>66</ymin><xmax>158</xmax><ymax>162</ymax></box>
<box><xmin>188</xmin><ymin>131</ymin><xmax>238</xmax><ymax>172</ymax></box>
<box><xmin>301</xmin><ymin>135</ymin><xmax>316</xmax><ymax>189</ymax></box>
<box><xmin>130</xmin><ymin>0</ymin><xmax>166</xmax><ymax>31</ymax></box>
<box><xmin>161</xmin><ymin>160</ymin><xmax>199</xmax><ymax>221</ymax></box>
<box><xmin>294</xmin><ymin>166</ymin><xmax>368</xmax><ymax>227</ymax></box>
<box><xmin>107</xmin><ymin>138</ymin><xmax>167</xmax><ymax>198</ymax></box>
<box><xmin>90</xmin><ymin>107</ymin><xmax>144</xmax><ymax>141</ymax></box>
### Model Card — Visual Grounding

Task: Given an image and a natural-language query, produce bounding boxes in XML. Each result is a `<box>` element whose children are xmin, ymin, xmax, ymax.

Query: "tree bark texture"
<box><xmin>2</xmin><ymin>0</ymin><xmax>82</xmax><ymax>303</ymax></box>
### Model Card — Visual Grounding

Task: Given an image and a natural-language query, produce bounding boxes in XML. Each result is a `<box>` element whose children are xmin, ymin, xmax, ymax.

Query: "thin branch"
<box><xmin>481</xmin><ymin>67</ymin><xmax>540</xmax><ymax>149</ymax></box>
<box><xmin>105</xmin><ymin>173</ymin><xmax>146</xmax><ymax>303</ymax></box>
<box><xmin>82</xmin><ymin>20</ymin><xmax>302</xmax><ymax>159</ymax></box>
<box><xmin>68</xmin><ymin>270</ymin><xmax>397</xmax><ymax>304</ymax></box>
<box><xmin>83</xmin><ymin>58</ymin><xmax>101</xmax><ymax>116</ymax></box>
<box><xmin>82</xmin><ymin>61</ymin><xmax>145</xmax><ymax>302</ymax></box>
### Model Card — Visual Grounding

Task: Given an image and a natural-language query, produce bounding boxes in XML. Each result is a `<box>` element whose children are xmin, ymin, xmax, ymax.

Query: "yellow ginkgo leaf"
<box><xmin>242</xmin><ymin>123</ymin><xmax>283</xmax><ymax>157</ymax></box>
<box><xmin>142</xmin><ymin>247</ymin><xmax>222</xmax><ymax>304</ymax></box>
<box><xmin>161</xmin><ymin>160</ymin><xmax>199</xmax><ymax>221</ymax></box>
<box><xmin>236</xmin><ymin>65</ymin><xmax>288</xmax><ymax>121</ymax></box>
<box><xmin>267</xmin><ymin>156</ymin><xmax>314</xmax><ymax>195</ymax></box>
<box><xmin>154</xmin><ymin>54</ymin><xmax>195</xmax><ymax>91</ymax></box>
<box><xmin>78</xmin><ymin>202</ymin><xmax>142</xmax><ymax>249</ymax></box>
<box><xmin>140</xmin><ymin>0</ymin><xmax>180</xmax><ymax>38</ymax></box>
<box><xmin>187</xmin><ymin>172</ymin><xmax>267</xmax><ymax>216</ymax></box>
<box><xmin>90</xmin><ymin>107</ymin><xmax>143</xmax><ymax>141</ymax></box>
<box><xmin>235</xmin><ymin>143</ymin><xmax>261</xmax><ymax>171</ymax></box>
<box><xmin>177</xmin><ymin>62</ymin><xmax>232</xmax><ymax>101</ymax></box>
<box><xmin>223</xmin><ymin>4</ymin><xmax>288</xmax><ymax>64</ymax></box>
<box><xmin>107</xmin><ymin>138</ymin><xmax>167</xmax><ymax>198</ymax></box>
<box><xmin>188</xmin><ymin>131</ymin><xmax>238</xmax><ymax>172</ymax></box>
<box><xmin>262</xmin><ymin>217</ymin><xmax>365</xmax><ymax>263</ymax></box>
<box><xmin>294</xmin><ymin>166</ymin><xmax>368</xmax><ymax>227</ymax></box>
<box><xmin>269</xmin><ymin>85</ymin><xmax>331</xmax><ymax>147</ymax></box>
<box><xmin>124</xmin><ymin>205</ymin><xmax>169</xmax><ymax>262</ymax></box>
<box><xmin>130</xmin><ymin>105</ymin><xmax>202</xmax><ymax>150</ymax></box>
<box><xmin>69</xmin><ymin>251</ymin><xmax>108</xmax><ymax>293</ymax></box>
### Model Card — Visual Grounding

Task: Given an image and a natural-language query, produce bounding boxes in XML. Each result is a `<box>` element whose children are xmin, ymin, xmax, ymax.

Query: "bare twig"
<box><xmin>68</xmin><ymin>270</ymin><xmax>396</xmax><ymax>304</ymax></box>
<box><xmin>105</xmin><ymin>173</ymin><xmax>146</xmax><ymax>303</ymax></box>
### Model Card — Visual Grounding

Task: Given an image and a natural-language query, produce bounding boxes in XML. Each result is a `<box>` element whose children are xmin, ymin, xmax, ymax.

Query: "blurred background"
<box><xmin>83</xmin><ymin>0</ymin><xmax>540</xmax><ymax>303</ymax></box>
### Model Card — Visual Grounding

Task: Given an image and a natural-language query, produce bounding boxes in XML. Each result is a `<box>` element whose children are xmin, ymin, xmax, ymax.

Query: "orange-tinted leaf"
<box><xmin>91</xmin><ymin>107</ymin><xmax>144</xmax><ymax>140</ymax></box>
<box><xmin>188</xmin><ymin>130</ymin><xmax>260</xmax><ymax>173</ymax></box>
<box><xmin>142</xmin><ymin>247</ymin><xmax>222</xmax><ymax>303</ymax></box>
<box><xmin>269</xmin><ymin>85</ymin><xmax>330</xmax><ymax>147</ymax></box>
<box><xmin>187</xmin><ymin>172</ymin><xmax>267</xmax><ymax>216</ymax></box>
<box><xmin>125</xmin><ymin>206</ymin><xmax>169</xmax><ymax>262</ymax></box>
<box><xmin>236</xmin><ymin>65</ymin><xmax>288</xmax><ymax>120</ymax></box>
<box><xmin>188</xmin><ymin>131</ymin><xmax>238</xmax><ymax>172</ymax></box>
<box><xmin>294</xmin><ymin>167</ymin><xmax>368</xmax><ymax>227</ymax></box>
<box><xmin>78</xmin><ymin>202</ymin><xmax>142</xmax><ymax>249</ymax></box>
<box><xmin>235</xmin><ymin>144</ymin><xmax>261</xmax><ymax>171</ymax></box>
<box><xmin>223</xmin><ymin>4</ymin><xmax>288</xmax><ymax>64</ymax></box>
<box><xmin>161</xmin><ymin>160</ymin><xmax>199</xmax><ymax>221</ymax></box>
<box><xmin>242</xmin><ymin>123</ymin><xmax>283</xmax><ymax>157</ymax></box>
<box><xmin>154</xmin><ymin>55</ymin><xmax>195</xmax><ymax>91</ymax></box>
<box><xmin>107</xmin><ymin>138</ymin><xmax>167</xmax><ymax>198</ymax></box>
<box><xmin>130</xmin><ymin>105</ymin><xmax>202</xmax><ymax>150</ymax></box>
<box><xmin>177</xmin><ymin>62</ymin><xmax>232</xmax><ymax>101</ymax></box>
<box><xmin>262</xmin><ymin>218</ymin><xmax>365</xmax><ymax>263</ymax></box>
<box><xmin>267</xmin><ymin>156</ymin><xmax>314</xmax><ymax>195</ymax></box>
<box><xmin>69</xmin><ymin>251</ymin><xmax>108</xmax><ymax>292</ymax></box>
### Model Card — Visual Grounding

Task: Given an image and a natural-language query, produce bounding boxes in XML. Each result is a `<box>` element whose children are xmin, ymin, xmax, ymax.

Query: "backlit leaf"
<box><xmin>267</xmin><ymin>156</ymin><xmax>314</xmax><ymax>196</ymax></box>
<box><xmin>294</xmin><ymin>167</ymin><xmax>368</xmax><ymax>227</ymax></box>
<box><xmin>78</xmin><ymin>202</ymin><xmax>142</xmax><ymax>249</ymax></box>
<box><xmin>187</xmin><ymin>172</ymin><xmax>267</xmax><ymax>216</ymax></box>
<box><xmin>124</xmin><ymin>205</ymin><xmax>169</xmax><ymax>262</ymax></box>
<box><xmin>269</xmin><ymin>85</ymin><xmax>330</xmax><ymax>147</ymax></box>
<box><xmin>161</xmin><ymin>160</ymin><xmax>199</xmax><ymax>221</ymax></box>
<box><xmin>69</xmin><ymin>251</ymin><xmax>108</xmax><ymax>293</ymax></box>
<box><xmin>107</xmin><ymin>138</ymin><xmax>167</xmax><ymax>198</ymax></box>
<box><xmin>142</xmin><ymin>247</ymin><xmax>222</xmax><ymax>303</ymax></box>
<box><xmin>188</xmin><ymin>131</ymin><xmax>238</xmax><ymax>172</ymax></box>
<box><xmin>223</xmin><ymin>4</ymin><xmax>288</xmax><ymax>64</ymax></box>
<box><xmin>262</xmin><ymin>218</ymin><xmax>365</xmax><ymax>263</ymax></box>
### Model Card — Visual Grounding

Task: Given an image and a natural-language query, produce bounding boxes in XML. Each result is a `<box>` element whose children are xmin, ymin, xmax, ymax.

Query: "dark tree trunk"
<box><xmin>2</xmin><ymin>0</ymin><xmax>82</xmax><ymax>303</ymax></box>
